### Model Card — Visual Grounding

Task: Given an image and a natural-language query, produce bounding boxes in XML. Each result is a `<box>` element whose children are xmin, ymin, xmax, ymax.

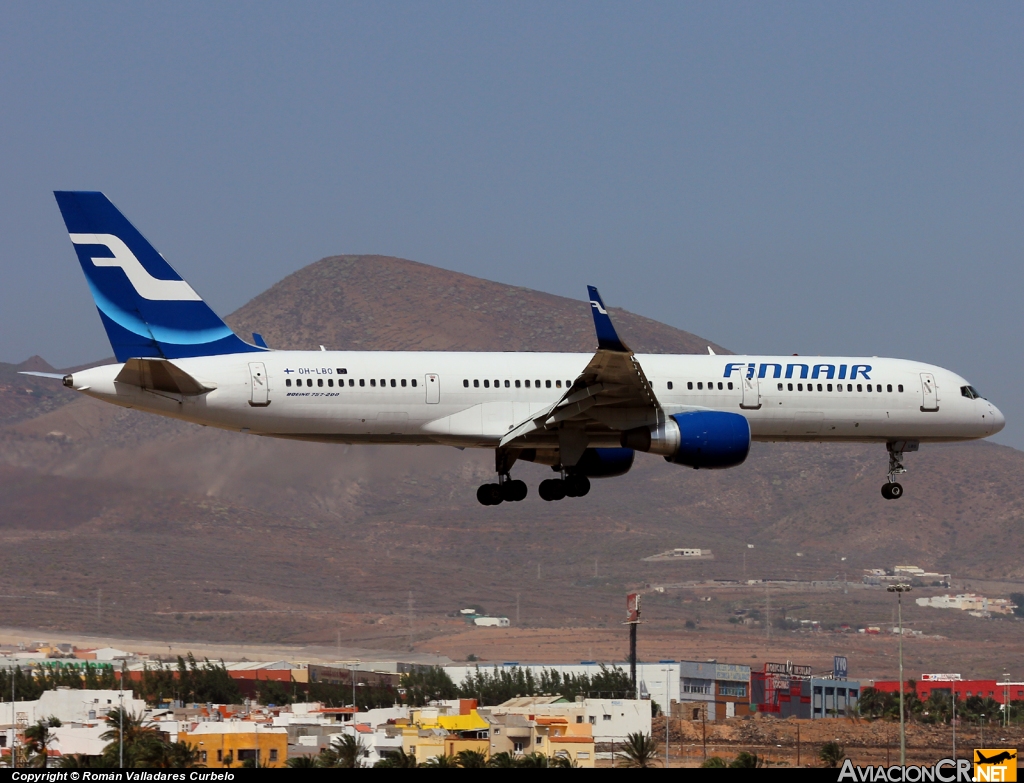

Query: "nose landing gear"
<box><xmin>881</xmin><ymin>440</ymin><xmax>918</xmax><ymax>500</ymax></box>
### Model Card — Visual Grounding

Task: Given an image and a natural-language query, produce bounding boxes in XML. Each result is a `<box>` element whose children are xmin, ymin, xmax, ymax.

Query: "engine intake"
<box><xmin>621</xmin><ymin>411</ymin><xmax>750</xmax><ymax>469</ymax></box>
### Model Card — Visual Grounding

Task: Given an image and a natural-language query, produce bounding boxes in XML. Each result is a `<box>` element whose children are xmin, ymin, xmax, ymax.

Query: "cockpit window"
<box><xmin>961</xmin><ymin>385</ymin><xmax>983</xmax><ymax>400</ymax></box>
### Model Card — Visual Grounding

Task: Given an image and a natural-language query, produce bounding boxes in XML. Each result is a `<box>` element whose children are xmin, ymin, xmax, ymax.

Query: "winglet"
<box><xmin>587</xmin><ymin>286</ymin><xmax>630</xmax><ymax>353</ymax></box>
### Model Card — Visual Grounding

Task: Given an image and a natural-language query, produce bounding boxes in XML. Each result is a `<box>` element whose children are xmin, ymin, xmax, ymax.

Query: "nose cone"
<box><xmin>990</xmin><ymin>403</ymin><xmax>1006</xmax><ymax>435</ymax></box>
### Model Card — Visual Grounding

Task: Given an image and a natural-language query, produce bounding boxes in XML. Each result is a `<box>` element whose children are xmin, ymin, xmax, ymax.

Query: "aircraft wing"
<box><xmin>499</xmin><ymin>286</ymin><xmax>660</xmax><ymax>464</ymax></box>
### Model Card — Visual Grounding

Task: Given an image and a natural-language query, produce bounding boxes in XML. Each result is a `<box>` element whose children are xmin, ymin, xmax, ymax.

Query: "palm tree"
<box><xmin>165</xmin><ymin>741</ymin><xmax>203</xmax><ymax>768</ymax></box>
<box><xmin>701</xmin><ymin>756</ymin><xmax>727</xmax><ymax>768</ymax></box>
<box><xmin>549</xmin><ymin>754</ymin><xmax>578</xmax><ymax>768</ymax></box>
<box><xmin>100</xmin><ymin>707</ymin><xmax>159</xmax><ymax>766</ymax></box>
<box><xmin>730</xmin><ymin>751</ymin><xmax>760</xmax><ymax>768</ymax></box>
<box><xmin>619</xmin><ymin>732</ymin><xmax>660</xmax><ymax>768</ymax></box>
<box><xmin>487</xmin><ymin>751</ymin><xmax>517</xmax><ymax>768</ymax></box>
<box><xmin>820</xmin><ymin>741</ymin><xmax>845</xmax><ymax>769</ymax></box>
<box><xmin>423</xmin><ymin>753</ymin><xmax>459</xmax><ymax>768</ymax></box>
<box><xmin>23</xmin><ymin>716</ymin><xmax>61</xmax><ymax>768</ymax></box>
<box><xmin>374</xmin><ymin>748</ymin><xmax>418</xmax><ymax>768</ymax></box>
<box><xmin>286</xmin><ymin>755</ymin><xmax>320</xmax><ymax>768</ymax></box>
<box><xmin>456</xmin><ymin>749</ymin><xmax>487</xmax><ymax>768</ymax></box>
<box><xmin>515</xmin><ymin>752</ymin><xmax>549</xmax><ymax>768</ymax></box>
<box><xmin>329</xmin><ymin>734</ymin><xmax>367</xmax><ymax>768</ymax></box>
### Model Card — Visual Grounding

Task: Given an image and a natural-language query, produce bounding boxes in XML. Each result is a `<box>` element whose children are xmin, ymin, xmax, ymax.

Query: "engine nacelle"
<box><xmin>573</xmin><ymin>447</ymin><xmax>635</xmax><ymax>478</ymax></box>
<box><xmin>621</xmin><ymin>411</ymin><xmax>750</xmax><ymax>469</ymax></box>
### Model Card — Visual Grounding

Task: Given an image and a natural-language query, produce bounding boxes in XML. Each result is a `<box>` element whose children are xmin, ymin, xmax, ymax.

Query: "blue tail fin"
<box><xmin>54</xmin><ymin>191</ymin><xmax>262</xmax><ymax>362</ymax></box>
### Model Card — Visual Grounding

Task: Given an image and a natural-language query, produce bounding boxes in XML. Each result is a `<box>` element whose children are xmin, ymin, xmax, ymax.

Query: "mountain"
<box><xmin>0</xmin><ymin>255</ymin><xmax>1021</xmax><ymax>674</ymax></box>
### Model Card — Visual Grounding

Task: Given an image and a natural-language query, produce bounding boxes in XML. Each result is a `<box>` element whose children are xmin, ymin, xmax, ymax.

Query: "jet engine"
<box><xmin>621</xmin><ymin>411</ymin><xmax>750</xmax><ymax>469</ymax></box>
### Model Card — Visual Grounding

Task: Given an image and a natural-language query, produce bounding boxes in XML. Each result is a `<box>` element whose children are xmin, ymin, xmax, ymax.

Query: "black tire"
<box><xmin>888</xmin><ymin>482</ymin><xmax>904</xmax><ymax>499</ymax></box>
<box><xmin>539</xmin><ymin>478</ymin><xmax>565</xmax><ymax>501</ymax></box>
<box><xmin>510</xmin><ymin>479</ymin><xmax>528</xmax><ymax>501</ymax></box>
<box><xmin>880</xmin><ymin>482</ymin><xmax>893</xmax><ymax>500</ymax></box>
<box><xmin>478</xmin><ymin>483</ymin><xmax>503</xmax><ymax>505</ymax></box>
<box><xmin>572</xmin><ymin>475</ymin><xmax>591</xmax><ymax>497</ymax></box>
<box><xmin>477</xmin><ymin>484</ymin><xmax>493</xmax><ymax>505</ymax></box>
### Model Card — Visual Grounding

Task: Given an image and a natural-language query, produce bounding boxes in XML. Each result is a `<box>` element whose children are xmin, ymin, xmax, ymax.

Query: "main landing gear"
<box><xmin>881</xmin><ymin>441</ymin><xmax>917</xmax><ymax>500</ymax></box>
<box><xmin>538</xmin><ymin>473</ymin><xmax>591</xmax><ymax>502</ymax></box>
<box><xmin>477</xmin><ymin>475</ymin><xmax>528</xmax><ymax>506</ymax></box>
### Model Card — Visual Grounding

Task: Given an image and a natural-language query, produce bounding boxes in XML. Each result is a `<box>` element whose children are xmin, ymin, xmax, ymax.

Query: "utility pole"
<box><xmin>663</xmin><ymin>668</ymin><xmax>670</xmax><ymax>768</ymax></box>
<box><xmin>119</xmin><ymin>659</ymin><xmax>125</xmax><ymax>768</ymax></box>
<box><xmin>11</xmin><ymin>666</ymin><xmax>15</xmax><ymax>769</ymax></box>
<box><xmin>407</xmin><ymin>592</ymin><xmax>414</xmax><ymax>651</ymax></box>
<box><xmin>625</xmin><ymin>594</ymin><xmax>641</xmax><ymax>700</ymax></box>
<box><xmin>952</xmin><ymin>687</ymin><xmax>957</xmax><ymax>760</ymax></box>
<box><xmin>796</xmin><ymin>723</ymin><xmax>800</xmax><ymax>767</ymax></box>
<box><xmin>516</xmin><ymin>594</ymin><xmax>520</xmax><ymax>626</ymax></box>
<box><xmin>98</xmin><ymin>588</ymin><xmax>102</xmax><ymax>624</ymax></box>
<box><xmin>765</xmin><ymin>587</ymin><xmax>771</xmax><ymax>643</ymax></box>
<box><xmin>887</xmin><ymin>583</ymin><xmax>911</xmax><ymax>766</ymax></box>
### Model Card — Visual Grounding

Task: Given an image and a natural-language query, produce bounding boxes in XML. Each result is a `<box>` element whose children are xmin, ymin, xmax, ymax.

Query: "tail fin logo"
<box><xmin>69</xmin><ymin>233</ymin><xmax>201</xmax><ymax>301</ymax></box>
<box><xmin>590</xmin><ymin>300</ymin><xmax>608</xmax><ymax>315</ymax></box>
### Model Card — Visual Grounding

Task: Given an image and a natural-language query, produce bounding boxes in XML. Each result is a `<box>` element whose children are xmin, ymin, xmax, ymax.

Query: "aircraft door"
<box><xmin>248</xmin><ymin>362</ymin><xmax>270</xmax><ymax>407</ymax></box>
<box><xmin>920</xmin><ymin>372</ymin><xmax>938</xmax><ymax>412</ymax></box>
<box><xmin>425</xmin><ymin>373</ymin><xmax>440</xmax><ymax>404</ymax></box>
<box><xmin>740</xmin><ymin>371</ymin><xmax>761</xmax><ymax>410</ymax></box>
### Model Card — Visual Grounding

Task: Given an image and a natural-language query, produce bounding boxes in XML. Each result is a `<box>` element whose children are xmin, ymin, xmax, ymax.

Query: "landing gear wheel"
<box><xmin>477</xmin><ymin>483</ymin><xmax>503</xmax><ymax>506</ymax></box>
<box><xmin>538</xmin><ymin>478</ymin><xmax>566</xmax><ymax>502</ymax></box>
<box><xmin>502</xmin><ymin>479</ymin><xmax>528</xmax><ymax>502</ymax></box>
<box><xmin>564</xmin><ymin>474</ymin><xmax>591</xmax><ymax>497</ymax></box>
<box><xmin>881</xmin><ymin>482</ymin><xmax>904</xmax><ymax>500</ymax></box>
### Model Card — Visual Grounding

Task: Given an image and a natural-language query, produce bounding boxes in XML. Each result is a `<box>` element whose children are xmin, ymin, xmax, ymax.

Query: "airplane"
<box><xmin>27</xmin><ymin>191</ymin><xmax>1005</xmax><ymax>506</ymax></box>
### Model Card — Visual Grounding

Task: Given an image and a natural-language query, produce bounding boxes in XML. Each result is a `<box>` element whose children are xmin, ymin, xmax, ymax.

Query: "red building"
<box><xmin>872</xmin><ymin>676</ymin><xmax>1024</xmax><ymax>704</ymax></box>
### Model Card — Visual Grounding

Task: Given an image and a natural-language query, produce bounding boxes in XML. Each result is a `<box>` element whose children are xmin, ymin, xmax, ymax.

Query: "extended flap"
<box><xmin>115</xmin><ymin>358</ymin><xmax>214</xmax><ymax>396</ymax></box>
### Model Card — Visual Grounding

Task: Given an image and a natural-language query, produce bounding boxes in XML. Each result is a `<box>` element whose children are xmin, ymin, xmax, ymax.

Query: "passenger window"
<box><xmin>887</xmin><ymin>384</ymin><xmax>892</xmax><ymax>392</ymax></box>
<box><xmin>307</xmin><ymin>379</ymin><xmax>313</xmax><ymax>387</ymax></box>
<box><xmin>390</xmin><ymin>379</ymin><xmax>396</xmax><ymax>387</ymax></box>
<box><xmin>505</xmin><ymin>380</ymin><xmax>510</xmax><ymax>388</ymax></box>
<box><xmin>401</xmin><ymin>379</ymin><xmax>407</xmax><ymax>387</ymax></box>
<box><xmin>727</xmin><ymin>382</ymin><xmax>733</xmax><ymax>390</ymax></box>
<box><xmin>359</xmin><ymin>379</ymin><xmax>365</xmax><ymax>387</ymax></box>
<box><xmin>866</xmin><ymin>384</ymin><xmax>872</xmax><ymax>392</ymax></box>
<box><xmin>380</xmin><ymin>379</ymin><xmax>385</xmax><ymax>387</ymax></box>
<box><xmin>556</xmin><ymin>380</ymin><xmax>562</xmax><ymax>388</ymax></box>
<box><xmin>535</xmin><ymin>380</ymin><xmax>541</xmax><ymax>387</ymax></box>
<box><xmin>827</xmin><ymin>384</ymin><xmax>832</xmax><ymax>391</ymax></box>
<box><xmin>484</xmin><ymin>380</ymin><xmax>490</xmax><ymax>388</ymax></box>
<box><xmin>788</xmin><ymin>383</ymin><xmax>793</xmax><ymax>391</ymax></box>
<box><xmin>837</xmin><ymin>384</ymin><xmax>843</xmax><ymax>391</ymax></box>
<box><xmin>464</xmin><ymin>379</ymin><xmax>469</xmax><ymax>388</ymax></box>
<box><xmin>718</xmin><ymin>382</ymin><xmax>723</xmax><ymax>390</ymax></box>
<box><xmin>474</xmin><ymin>380</ymin><xmax>480</xmax><ymax>388</ymax></box>
<box><xmin>777</xmin><ymin>383</ymin><xmax>783</xmax><ymax>391</ymax></box>
<box><xmin>525</xmin><ymin>380</ymin><xmax>531</xmax><ymax>388</ymax></box>
<box><xmin>566</xmin><ymin>380</ymin><xmax>572</xmax><ymax>387</ymax></box>
<box><xmin>370</xmin><ymin>379</ymin><xmax>376</xmax><ymax>387</ymax></box>
<box><xmin>515</xmin><ymin>380</ymin><xmax>521</xmax><ymax>388</ymax></box>
<box><xmin>697</xmin><ymin>382</ymin><xmax>703</xmax><ymax>390</ymax></box>
<box><xmin>318</xmin><ymin>379</ymin><xmax>324</xmax><ymax>387</ymax></box>
<box><xmin>797</xmin><ymin>383</ymin><xmax>803</xmax><ymax>391</ymax></box>
<box><xmin>546</xmin><ymin>380</ymin><xmax>552</xmax><ymax>388</ymax></box>
<box><xmin>857</xmin><ymin>384</ymin><xmax>862</xmax><ymax>392</ymax></box>
<box><xmin>847</xmin><ymin>384</ymin><xmax>853</xmax><ymax>391</ymax></box>
<box><xmin>411</xmin><ymin>379</ymin><xmax>417</xmax><ymax>387</ymax></box>
<box><xmin>817</xmin><ymin>384</ymin><xmax>822</xmax><ymax>391</ymax></box>
<box><xmin>285</xmin><ymin>379</ymin><xmax>292</xmax><ymax>387</ymax></box>
<box><xmin>328</xmin><ymin>379</ymin><xmax>334</xmax><ymax>387</ymax></box>
<box><xmin>687</xmin><ymin>382</ymin><xmax>693</xmax><ymax>390</ymax></box>
<box><xmin>667</xmin><ymin>381</ymin><xmax>673</xmax><ymax>390</ymax></box>
<box><xmin>337</xmin><ymin>368</ymin><xmax>347</xmax><ymax>375</ymax></box>
<box><xmin>349</xmin><ymin>379</ymin><xmax>354</xmax><ymax>387</ymax></box>
<box><xmin>898</xmin><ymin>384</ymin><xmax>903</xmax><ymax>392</ymax></box>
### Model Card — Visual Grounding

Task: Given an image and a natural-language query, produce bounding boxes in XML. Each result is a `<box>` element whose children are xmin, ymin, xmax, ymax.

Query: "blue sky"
<box><xmin>2</xmin><ymin>3</ymin><xmax>1022</xmax><ymax>447</ymax></box>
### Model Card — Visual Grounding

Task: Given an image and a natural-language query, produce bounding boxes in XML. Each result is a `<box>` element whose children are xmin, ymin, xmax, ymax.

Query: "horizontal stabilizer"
<box><xmin>18</xmin><ymin>371</ymin><xmax>66</xmax><ymax>380</ymax></box>
<box><xmin>115</xmin><ymin>358</ymin><xmax>213</xmax><ymax>396</ymax></box>
<box><xmin>252</xmin><ymin>333</ymin><xmax>269</xmax><ymax>349</ymax></box>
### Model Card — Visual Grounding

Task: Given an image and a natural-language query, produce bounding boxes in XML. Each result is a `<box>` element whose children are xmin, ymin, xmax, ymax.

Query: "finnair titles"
<box><xmin>29</xmin><ymin>192</ymin><xmax>1004</xmax><ymax>506</ymax></box>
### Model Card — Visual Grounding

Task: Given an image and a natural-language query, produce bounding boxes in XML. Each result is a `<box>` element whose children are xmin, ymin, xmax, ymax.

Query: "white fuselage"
<box><xmin>67</xmin><ymin>351</ymin><xmax>1004</xmax><ymax>450</ymax></box>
